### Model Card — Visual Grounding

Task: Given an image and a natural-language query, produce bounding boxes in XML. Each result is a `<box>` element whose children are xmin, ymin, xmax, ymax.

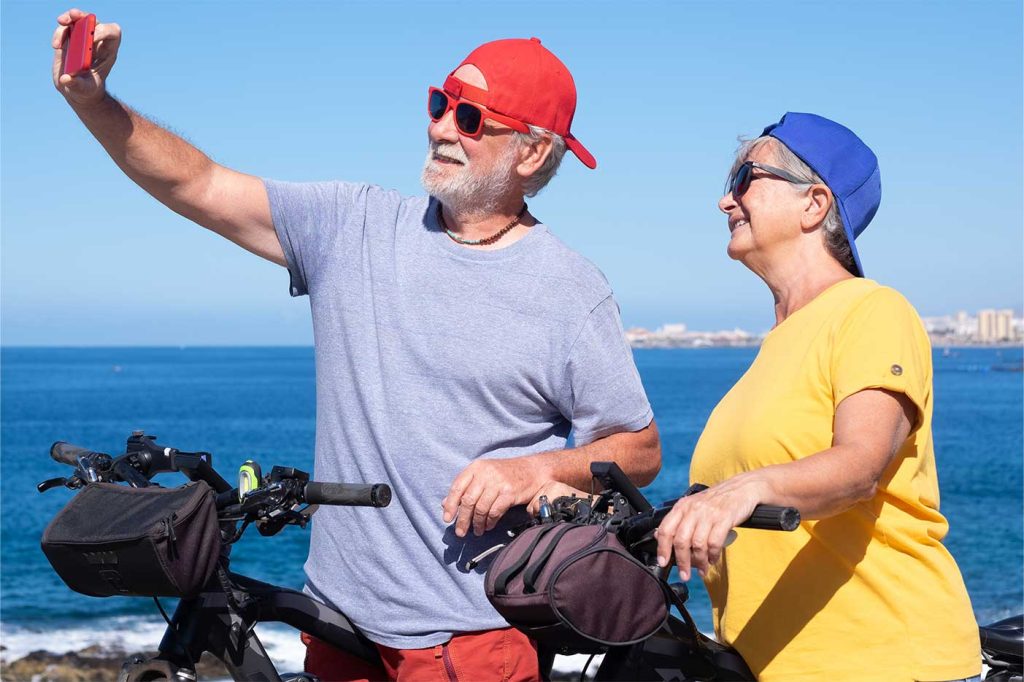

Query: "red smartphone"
<box><xmin>61</xmin><ymin>14</ymin><xmax>97</xmax><ymax>77</ymax></box>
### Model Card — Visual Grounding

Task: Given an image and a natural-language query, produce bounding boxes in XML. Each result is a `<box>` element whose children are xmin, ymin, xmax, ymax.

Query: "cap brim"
<box><xmin>836</xmin><ymin>201</ymin><xmax>865</xmax><ymax>277</ymax></box>
<box><xmin>565</xmin><ymin>135</ymin><xmax>596</xmax><ymax>169</ymax></box>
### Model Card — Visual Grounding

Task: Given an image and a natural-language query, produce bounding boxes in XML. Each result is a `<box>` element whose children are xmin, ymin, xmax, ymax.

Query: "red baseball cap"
<box><xmin>447</xmin><ymin>37</ymin><xmax>596</xmax><ymax>169</ymax></box>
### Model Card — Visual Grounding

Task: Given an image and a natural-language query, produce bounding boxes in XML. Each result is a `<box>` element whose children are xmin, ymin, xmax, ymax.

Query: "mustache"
<box><xmin>429</xmin><ymin>141</ymin><xmax>469</xmax><ymax>164</ymax></box>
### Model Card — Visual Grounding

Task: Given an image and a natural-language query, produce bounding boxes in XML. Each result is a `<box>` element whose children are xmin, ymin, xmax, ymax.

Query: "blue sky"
<box><xmin>2</xmin><ymin>1</ymin><xmax>1021</xmax><ymax>345</ymax></box>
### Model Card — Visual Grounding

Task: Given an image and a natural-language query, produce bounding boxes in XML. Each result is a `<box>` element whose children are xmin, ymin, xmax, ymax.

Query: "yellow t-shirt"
<box><xmin>689</xmin><ymin>278</ymin><xmax>980</xmax><ymax>682</ymax></box>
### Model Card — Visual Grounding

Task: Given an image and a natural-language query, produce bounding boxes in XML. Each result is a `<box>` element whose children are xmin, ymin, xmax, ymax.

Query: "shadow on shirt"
<box><xmin>440</xmin><ymin>506</ymin><xmax>532</xmax><ymax>574</ymax></box>
<box><xmin>729</xmin><ymin>508</ymin><xmax>875</xmax><ymax>672</ymax></box>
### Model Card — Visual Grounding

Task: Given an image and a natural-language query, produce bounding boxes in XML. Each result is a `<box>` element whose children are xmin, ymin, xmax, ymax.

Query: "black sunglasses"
<box><xmin>729</xmin><ymin>161</ymin><xmax>809</xmax><ymax>197</ymax></box>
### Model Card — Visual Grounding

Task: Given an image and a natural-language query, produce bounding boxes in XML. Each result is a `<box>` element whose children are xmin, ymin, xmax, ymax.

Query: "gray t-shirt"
<box><xmin>265</xmin><ymin>179</ymin><xmax>653</xmax><ymax>648</ymax></box>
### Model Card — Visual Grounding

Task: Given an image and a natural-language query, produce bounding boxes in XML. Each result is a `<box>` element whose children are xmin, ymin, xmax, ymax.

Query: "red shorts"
<box><xmin>302</xmin><ymin>627</ymin><xmax>540</xmax><ymax>682</ymax></box>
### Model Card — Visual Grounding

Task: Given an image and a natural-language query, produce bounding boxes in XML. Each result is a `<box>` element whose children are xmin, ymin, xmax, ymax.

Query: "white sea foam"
<box><xmin>552</xmin><ymin>652</ymin><xmax>603</xmax><ymax>678</ymax></box>
<box><xmin>0</xmin><ymin>616</ymin><xmax>306</xmax><ymax>675</ymax></box>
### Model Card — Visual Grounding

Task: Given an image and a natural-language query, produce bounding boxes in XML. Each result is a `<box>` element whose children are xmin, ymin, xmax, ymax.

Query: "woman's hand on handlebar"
<box><xmin>655</xmin><ymin>472</ymin><xmax>768</xmax><ymax>580</ymax></box>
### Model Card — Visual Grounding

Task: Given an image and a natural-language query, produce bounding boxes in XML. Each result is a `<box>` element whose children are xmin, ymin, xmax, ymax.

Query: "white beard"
<box><xmin>420</xmin><ymin>140</ymin><xmax>519</xmax><ymax>216</ymax></box>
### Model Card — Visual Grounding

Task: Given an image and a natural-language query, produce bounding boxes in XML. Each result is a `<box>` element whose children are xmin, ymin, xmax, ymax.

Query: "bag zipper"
<box><xmin>164</xmin><ymin>513</ymin><xmax>178</xmax><ymax>560</ymax></box>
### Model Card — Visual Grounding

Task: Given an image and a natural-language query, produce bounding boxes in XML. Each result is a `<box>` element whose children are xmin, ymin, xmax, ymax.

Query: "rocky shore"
<box><xmin>0</xmin><ymin>644</ymin><xmax>229</xmax><ymax>682</ymax></box>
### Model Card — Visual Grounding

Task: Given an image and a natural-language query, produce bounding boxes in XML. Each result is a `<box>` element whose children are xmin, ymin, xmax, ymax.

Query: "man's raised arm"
<box><xmin>51</xmin><ymin>9</ymin><xmax>284</xmax><ymax>266</ymax></box>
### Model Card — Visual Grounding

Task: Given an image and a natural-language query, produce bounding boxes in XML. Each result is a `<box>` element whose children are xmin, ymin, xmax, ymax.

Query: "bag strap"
<box><xmin>493</xmin><ymin>524</ymin><xmax>561</xmax><ymax>595</ymax></box>
<box><xmin>522</xmin><ymin>523</ymin><xmax>578</xmax><ymax>594</ymax></box>
<box><xmin>666</xmin><ymin>583</ymin><xmax>702</xmax><ymax>642</ymax></box>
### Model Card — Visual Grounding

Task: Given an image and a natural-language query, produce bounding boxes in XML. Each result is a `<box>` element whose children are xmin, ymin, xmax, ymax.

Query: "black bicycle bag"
<box><xmin>484</xmin><ymin>522</ymin><xmax>671</xmax><ymax>654</ymax></box>
<box><xmin>41</xmin><ymin>480</ymin><xmax>221</xmax><ymax>598</ymax></box>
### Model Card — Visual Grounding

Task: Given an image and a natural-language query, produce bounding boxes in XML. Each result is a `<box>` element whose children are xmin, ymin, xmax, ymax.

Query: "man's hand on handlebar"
<box><xmin>52</xmin><ymin>8</ymin><xmax>121</xmax><ymax>107</ymax></box>
<box><xmin>655</xmin><ymin>472</ymin><xmax>769</xmax><ymax>581</ymax></box>
<box><xmin>442</xmin><ymin>458</ymin><xmax>549</xmax><ymax>538</ymax></box>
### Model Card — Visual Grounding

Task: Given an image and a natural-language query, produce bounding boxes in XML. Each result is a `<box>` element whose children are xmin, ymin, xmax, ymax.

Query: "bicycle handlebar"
<box><xmin>47</xmin><ymin>436</ymin><xmax>390</xmax><ymax>512</ymax></box>
<box><xmin>43</xmin><ymin>433</ymin><xmax>394</xmax><ymax>547</ymax></box>
<box><xmin>302</xmin><ymin>482</ymin><xmax>392</xmax><ymax>508</ymax></box>
<box><xmin>50</xmin><ymin>441</ymin><xmax>94</xmax><ymax>466</ymax></box>
<box><xmin>619</xmin><ymin>500</ymin><xmax>800</xmax><ymax>544</ymax></box>
<box><xmin>744</xmin><ymin>504</ymin><xmax>800</xmax><ymax>531</ymax></box>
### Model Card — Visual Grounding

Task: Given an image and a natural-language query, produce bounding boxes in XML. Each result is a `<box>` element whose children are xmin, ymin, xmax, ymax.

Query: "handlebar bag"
<box><xmin>484</xmin><ymin>522</ymin><xmax>671</xmax><ymax>654</ymax></box>
<box><xmin>41</xmin><ymin>480</ymin><xmax>221</xmax><ymax>598</ymax></box>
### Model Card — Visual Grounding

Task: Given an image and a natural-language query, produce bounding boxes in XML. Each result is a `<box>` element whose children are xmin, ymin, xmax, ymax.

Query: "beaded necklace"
<box><xmin>439</xmin><ymin>203</ymin><xmax>528</xmax><ymax>246</ymax></box>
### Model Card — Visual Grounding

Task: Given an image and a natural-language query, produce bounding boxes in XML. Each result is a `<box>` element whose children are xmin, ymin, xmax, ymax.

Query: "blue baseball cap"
<box><xmin>762</xmin><ymin>112</ymin><xmax>880</xmax><ymax>277</ymax></box>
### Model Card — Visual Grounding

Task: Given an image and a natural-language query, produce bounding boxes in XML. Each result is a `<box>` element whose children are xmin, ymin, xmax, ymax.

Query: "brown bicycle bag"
<box><xmin>484</xmin><ymin>521</ymin><xmax>671</xmax><ymax>654</ymax></box>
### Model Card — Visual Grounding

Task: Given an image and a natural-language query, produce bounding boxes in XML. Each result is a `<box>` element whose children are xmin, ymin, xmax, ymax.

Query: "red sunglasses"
<box><xmin>427</xmin><ymin>78</ymin><xmax>529</xmax><ymax>138</ymax></box>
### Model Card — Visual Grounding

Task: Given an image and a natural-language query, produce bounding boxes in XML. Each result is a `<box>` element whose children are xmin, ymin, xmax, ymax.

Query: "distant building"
<box><xmin>624</xmin><ymin>327</ymin><xmax>651</xmax><ymax>345</ymax></box>
<box><xmin>954</xmin><ymin>310</ymin><xmax>976</xmax><ymax>337</ymax></box>
<box><xmin>996</xmin><ymin>309</ymin><xmax>1014</xmax><ymax>341</ymax></box>
<box><xmin>629</xmin><ymin>309</ymin><xmax>1021</xmax><ymax>349</ymax></box>
<box><xmin>623</xmin><ymin>322</ymin><xmax>760</xmax><ymax>349</ymax></box>
<box><xmin>978</xmin><ymin>310</ymin><xmax>996</xmax><ymax>342</ymax></box>
<box><xmin>923</xmin><ymin>315</ymin><xmax>955</xmax><ymax>334</ymax></box>
<box><xmin>978</xmin><ymin>309</ymin><xmax>1016</xmax><ymax>342</ymax></box>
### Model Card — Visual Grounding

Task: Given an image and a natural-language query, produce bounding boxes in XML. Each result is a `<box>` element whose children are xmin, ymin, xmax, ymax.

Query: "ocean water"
<box><xmin>1</xmin><ymin>346</ymin><xmax>1021</xmax><ymax>669</ymax></box>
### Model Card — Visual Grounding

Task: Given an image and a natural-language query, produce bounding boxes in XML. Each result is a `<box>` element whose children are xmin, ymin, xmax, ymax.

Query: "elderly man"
<box><xmin>52</xmin><ymin>10</ymin><xmax>660</xmax><ymax>680</ymax></box>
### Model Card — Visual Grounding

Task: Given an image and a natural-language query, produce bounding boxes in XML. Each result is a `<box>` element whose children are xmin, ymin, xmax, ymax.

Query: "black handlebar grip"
<box><xmin>303</xmin><ymin>482</ymin><xmax>392</xmax><ymax>508</ymax></box>
<box><xmin>739</xmin><ymin>505</ymin><xmax>801</xmax><ymax>531</ymax></box>
<box><xmin>620</xmin><ymin>502</ymin><xmax>799</xmax><ymax>544</ymax></box>
<box><xmin>618</xmin><ymin>509</ymin><xmax>664</xmax><ymax>544</ymax></box>
<box><xmin>50</xmin><ymin>441</ymin><xmax>95</xmax><ymax>466</ymax></box>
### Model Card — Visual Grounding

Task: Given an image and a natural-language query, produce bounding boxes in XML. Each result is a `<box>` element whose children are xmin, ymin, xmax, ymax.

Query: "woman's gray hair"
<box><xmin>513</xmin><ymin>125</ymin><xmax>567</xmax><ymax>197</ymax></box>
<box><xmin>728</xmin><ymin>136</ymin><xmax>857</xmax><ymax>275</ymax></box>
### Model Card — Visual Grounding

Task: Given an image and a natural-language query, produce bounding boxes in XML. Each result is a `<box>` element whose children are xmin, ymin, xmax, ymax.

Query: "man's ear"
<box><xmin>801</xmin><ymin>184</ymin><xmax>833</xmax><ymax>232</ymax></box>
<box><xmin>515</xmin><ymin>133</ymin><xmax>553</xmax><ymax>180</ymax></box>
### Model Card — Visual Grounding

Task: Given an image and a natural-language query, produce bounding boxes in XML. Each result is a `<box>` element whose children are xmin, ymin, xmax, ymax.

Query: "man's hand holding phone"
<box><xmin>52</xmin><ymin>8</ymin><xmax>121</xmax><ymax>107</ymax></box>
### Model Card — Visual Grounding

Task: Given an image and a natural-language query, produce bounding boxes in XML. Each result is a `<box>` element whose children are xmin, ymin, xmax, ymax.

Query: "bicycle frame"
<box><xmin>588</xmin><ymin>617</ymin><xmax>754</xmax><ymax>681</ymax></box>
<box><xmin>120</xmin><ymin>570</ymin><xmax>381</xmax><ymax>682</ymax></box>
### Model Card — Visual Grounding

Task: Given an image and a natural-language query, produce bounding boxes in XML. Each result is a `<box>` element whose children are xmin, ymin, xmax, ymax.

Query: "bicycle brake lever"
<box><xmin>256</xmin><ymin>507</ymin><xmax>307</xmax><ymax>536</ymax></box>
<box><xmin>296</xmin><ymin>504</ymin><xmax>319</xmax><ymax>523</ymax></box>
<box><xmin>37</xmin><ymin>477</ymin><xmax>67</xmax><ymax>493</ymax></box>
<box><xmin>256</xmin><ymin>517</ymin><xmax>288</xmax><ymax>537</ymax></box>
<box><xmin>113</xmin><ymin>459</ymin><xmax>150</xmax><ymax>488</ymax></box>
<box><xmin>629</xmin><ymin>529</ymin><xmax>739</xmax><ymax>566</ymax></box>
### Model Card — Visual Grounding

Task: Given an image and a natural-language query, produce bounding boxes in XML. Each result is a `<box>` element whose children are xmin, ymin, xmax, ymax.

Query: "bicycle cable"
<box><xmin>153</xmin><ymin>596</ymin><xmax>198</xmax><ymax>673</ymax></box>
<box><xmin>579</xmin><ymin>651</ymin><xmax>597</xmax><ymax>681</ymax></box>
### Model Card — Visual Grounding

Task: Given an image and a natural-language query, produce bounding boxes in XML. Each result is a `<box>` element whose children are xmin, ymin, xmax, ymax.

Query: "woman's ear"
<box><xmin>801</xmin><ymin>184</ymin><xmax>834</xmax><ymax>232</ymax></box>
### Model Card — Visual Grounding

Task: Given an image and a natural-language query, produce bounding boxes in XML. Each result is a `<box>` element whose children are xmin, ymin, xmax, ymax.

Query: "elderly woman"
<box><xmin>655</xmin><ymin>113</ymin><xmax>980</xmax><ymax>681</ymax></box>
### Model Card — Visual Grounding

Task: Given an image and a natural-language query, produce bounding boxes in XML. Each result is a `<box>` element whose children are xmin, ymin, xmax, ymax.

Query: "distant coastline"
<box><xmin>626</xmin><ymin>334</ymin><xmax>1024</xmax><ymax>350</ymax></box>
<box><xmin>628</xmin><ymin>309</ymin><xmax>1024</xmax><ymax>350</ymax></box>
